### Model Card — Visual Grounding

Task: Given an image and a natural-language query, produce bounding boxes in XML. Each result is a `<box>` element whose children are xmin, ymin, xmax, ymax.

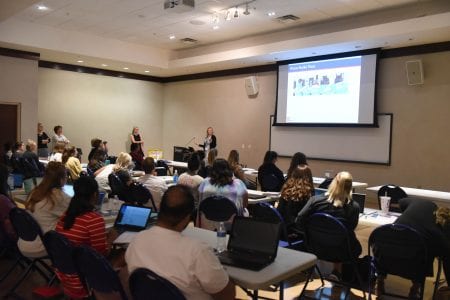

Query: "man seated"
<box><xmin>137</xmin><ymin>157</ymin><xmax>167</xmax><ymax>209</ymax></box>
<box><xmin>125</xmin><ymin>185</ymin><xmax>235</xmax><ymax>300</ymax></box>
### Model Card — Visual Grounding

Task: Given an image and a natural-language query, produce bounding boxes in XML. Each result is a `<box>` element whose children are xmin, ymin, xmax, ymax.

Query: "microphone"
<box><xmin>184</xmin><ymin>136</ymin><xmax>196</xmax><ymax>147</ymax></box>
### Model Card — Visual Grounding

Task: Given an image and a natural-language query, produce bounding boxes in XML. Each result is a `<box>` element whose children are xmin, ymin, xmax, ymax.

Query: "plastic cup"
<box><xmin>380</xmin><ymin>196</ymin><xmax>391</xmax><ymax>215</ymax></box>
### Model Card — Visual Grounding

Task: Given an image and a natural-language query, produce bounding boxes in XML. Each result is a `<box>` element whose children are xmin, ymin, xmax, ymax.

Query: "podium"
<box><xmin>173</xmin><ymin>146</ymin><xmax>193</xmax><ymax>162</ymax></box>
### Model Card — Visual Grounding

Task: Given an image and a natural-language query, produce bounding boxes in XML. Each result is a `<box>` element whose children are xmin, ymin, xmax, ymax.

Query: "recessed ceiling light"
<box><xmin>144</xmin><ymin>70</ymin><xmax>150</xmax><ymax>73</ymax></box>
<box><xmin>76</xmin><ymin>60</ymin><xmax>84</xmax><ymax>63</ymax></box>
<box><xmin>267</xmin><ymin>12</ymin><xmax>276</xmax><ymax>17</ymax></box>
<box><xmin>213</xmin><ymin>25</ymin><xmax>219</xmax><ymax>30</ymax></box>
<box><xmin>37</xmin><ymin>5</ymin><xmax>49</xmax><ymax>11</ymax></box>
<box><xmin>169</xmin><ymin>34</ymin><xmax>176</xmax><ymax>40</ymax></box>
<box><xmin>101</xmin><ymin>64</ymin><xmax>108</xmax><ymax>67</ymax></box>
<box><xmin>123</xmin><ymin>67</ymin><xmax>129</xmax><ymax>70</ymax></box>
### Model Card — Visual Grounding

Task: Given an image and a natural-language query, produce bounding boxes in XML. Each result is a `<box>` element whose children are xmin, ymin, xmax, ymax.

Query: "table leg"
<box><xmin>279</xmin><ymin>281</ymin><xmax>284</xmax><ymax>300</ymax></box>
<box><xmin>252</xmin><ymin>289</ymin><xmax>258</xmax><ymax>300</ymax></box>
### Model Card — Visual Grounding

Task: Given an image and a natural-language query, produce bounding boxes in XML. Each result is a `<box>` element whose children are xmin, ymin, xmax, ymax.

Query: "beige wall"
<box><xmin>0</xmin><ymin>55</ymin><xmax>38</xmax><ymax>141</ymax></box>
<box><xmin>38</xmin><ymin>69</ymin><xmax>164</xmax><ymax>161</ymax></box>
<box><xmin>162</xmin><ymin>51</ymin><xmax>450</xmax><ymax>194</ymax></box>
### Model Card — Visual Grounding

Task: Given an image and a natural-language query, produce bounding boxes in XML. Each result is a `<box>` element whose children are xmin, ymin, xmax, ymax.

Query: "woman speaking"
<box><xmin>198</xmin><ymin>127</ymin><xmax>217</xmax><ymax>157</ymax></box>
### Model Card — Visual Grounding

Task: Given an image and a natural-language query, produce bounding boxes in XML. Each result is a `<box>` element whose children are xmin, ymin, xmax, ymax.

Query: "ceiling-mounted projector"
<box><xmin>164</xmin><ymin>0</ymin><xmax>195</xmax><ymax>12</ymax></box>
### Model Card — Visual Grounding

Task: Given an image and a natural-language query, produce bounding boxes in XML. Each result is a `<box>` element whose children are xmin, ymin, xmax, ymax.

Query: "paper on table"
<box><xmin>113</xmin><ymin>231</ymin><xmax>138</xmax><ymax>244</ymax></box>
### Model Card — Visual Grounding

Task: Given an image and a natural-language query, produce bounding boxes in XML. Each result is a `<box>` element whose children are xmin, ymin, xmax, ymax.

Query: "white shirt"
<box><xmin>48</xmin><ymin>152</ymin><xmax>62</xmax><ymax>162</ymax></box>
<box><xmin>125</xmin><ymin>226</ymin><xmax>229</xmax><ymax>300</ymax></box>
<box><xmin>95</xmin><ymin>164</ymin><xmax>115</xmax><ymax>192</ymax></box>
<box><xmin>137</xmin><ymin>174</ymin><xmax>167</xmax><ymax>209</ymax></box>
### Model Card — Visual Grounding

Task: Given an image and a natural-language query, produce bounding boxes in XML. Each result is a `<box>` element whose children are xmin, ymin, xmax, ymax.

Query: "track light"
<box><xmin>243</xmin><ymin>3</ymin><xmax>250</xmax><ymax>15</ymax></box>
<box><xmin>234</xmin><ymin>7</ymin><xmax>239</xmax><ymax>18</ymax></box>
<box><xmin>225</xmin><ymin>10</ymin><xmax>231</xmax><ymax>21</ymax></box>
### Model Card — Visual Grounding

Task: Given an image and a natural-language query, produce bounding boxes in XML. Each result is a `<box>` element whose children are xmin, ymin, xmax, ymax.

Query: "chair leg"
<box><xmin>298</xmin><ymin>266</ymin><xmax>314</xmax><ymax>299</ymax></box>
<box><xmin>433</xmin><ymin>257</ymin><xmax>443</xmax><ymax>300</ymax></box>
<box><xmin>420</xmin><ymin>280</ymin><xmax>425</xmax><ymax>300</ymax></box>
<box><xmin>6</xmin><ymin>260</ymin><xmax>36</xmax><ymax>295</ymax></box>
<box><xmin>0</xmin><ymin>256</ymin><xmax>22</xmax><ymax>283</ymax></box>
<box><xmin>315</xmin><ymin>265</ymin><xmax>325</xmax><ymax>287</ymax></box>
<box><xmin>352</xmin><ymin>263</ymin><xmax>367</xmax><ymax>300</ymax></box>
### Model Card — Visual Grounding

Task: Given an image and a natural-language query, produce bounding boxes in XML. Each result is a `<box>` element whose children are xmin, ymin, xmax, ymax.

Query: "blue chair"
<box><xmin>8</xmin><ymin>208</ymin><xmax>54</xmax><ymax>297</ymax></box>
<box><xmin>197</xmin><ymin>196</ymin><xmax>237</xmax><ymax>229</ymax></box>
<box><xmin>73</xmin><ymin>245</ymin><xmax>128</xmax><ymax>300</ymax></box>
<box><xmin>368</xmin><ymin>223</ymin><xmax>440</xmax><ymax>299</ymax></box>
<box><xmin>299</xmin><ymin>213</ymin><xmax>366</xmax><ymax>300</ymax></box>
<box><xmin>129</xmin><ymin>268</ymin><xmax>186</xmax><ymax>300</ymax></box>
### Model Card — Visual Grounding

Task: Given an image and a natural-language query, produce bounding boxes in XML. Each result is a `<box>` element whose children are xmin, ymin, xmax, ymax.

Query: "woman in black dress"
<box><xmin>130</xmin><ymin>126</ymin><xmax>144</xmax><ymax>156</ymax></box>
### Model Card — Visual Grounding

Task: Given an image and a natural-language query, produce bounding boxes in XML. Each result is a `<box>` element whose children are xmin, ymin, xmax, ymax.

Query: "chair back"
<box><xmin>129</xmin><ymin>268</ymin><xmax>186</xmax><ymax>300</ymax></box>
<box><xmin>9</xmin><ymin>207</ymin><xmax>43</xmax><ymax>242</ymax></box>
<box><xmin>73</xmin><ymin>245</ymin><xmax>127</xmax><ymax>299</ymax></box>
<box><xmin>198</xmin><ymin>196</ymin><xmax>237</xmax><ymax>222</ymax></box>
<box><xmin>108</xmin><ymin>173</ymin><xmax>129</xmax><ymax>201</ymax></box>
<box><xmin>252</xmin><ymin>202</ymin><xmax>290</xmax><ymax>243</ymax></box>
<box><xmin>304</xmin><ymin>213</ymin><xmax>353</xmax><ymax>262</ymax></box>
<box><xmin>42</xmin><ymin>231</ymin><xmax>77</xmax><ymax>274</ymax></box>
<box><xmin>260</xmin><ymin>173</ymin><xmax>281</xmax><ymax>192</ymax></box>
<box><xmin>369</xmin><ymin>223</ymin><xmax>427</xmax><ymax>282</ymax></box>
<box><xmin>377</xmin><ymin>184</ymin><xmax>407</xmax><ymax>212</ymax></box>
<box><xmin>318</xmin><ymin>177</ymin><xmax>333</xmax><ymax>189</ymax></box>
<box><xmin>129</xmin><ymin>183</ymin><xmax>155</xmax><ymax>209</ymax></box>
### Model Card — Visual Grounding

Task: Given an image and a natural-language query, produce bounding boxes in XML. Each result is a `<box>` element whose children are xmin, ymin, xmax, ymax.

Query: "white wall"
<box><xmin>38</xmin><ymin>69</ymin><xmax>164</xmax><ymax>161</ymax></box>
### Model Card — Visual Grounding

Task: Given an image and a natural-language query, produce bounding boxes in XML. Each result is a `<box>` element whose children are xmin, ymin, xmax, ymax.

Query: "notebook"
<box><xmin>114</xmin><ymin>204</ymin><xmax>153</xmax><ymax>233</ymax></box>
<box><xmin>217</xmin><ymin>217</ymin><xmax>281</xmax><ymax>271</ymax></box>
<box><xmin>352</xmin><ymin>193</ymin><xmax>366</xmax><ymax>214</ymax></box>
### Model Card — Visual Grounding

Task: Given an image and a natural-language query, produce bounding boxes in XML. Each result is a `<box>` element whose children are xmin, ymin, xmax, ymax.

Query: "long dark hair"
<box><xmin>63</xmin><ymin>176</ymin><xmax>98</xmax><ymax>230</ymax></box>
<box><xmin>0</xmin><ymin>163</ymin><xmax>9</xmax><ymax>197</ymax></box>
<box><xmin>263</xmin><ymin>151</ymin><xmax>278</xmax><ymax>164</ymax></box>
<box><xmin>210</xmin><ymin>158</ymin><xmax>233</xmax><ymax>187</ymax></box>
<box><xmin>287</xmin><ymin>152</ymin><xmax>308</xmax><ymax>178</ymax></box>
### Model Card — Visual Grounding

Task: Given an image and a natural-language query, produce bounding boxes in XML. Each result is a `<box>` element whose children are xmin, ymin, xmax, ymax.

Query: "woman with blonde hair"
<box><xmin>18</xmin><ymin>162</ymin><xmax>70</xmax><ymax>256</ymax></box>
<box><xmin>62</xmin><ymin>146</ymin><xmax>82</xmax><ymax>181</ymax></box>
<box><xmin>130</xmin><ymin>126</ymin><xmax>144</xmax><ymax>156</ymax></box>
<box><xmin>49</xmin><ymin>142</ymin><xmax>65</xmax><ymax>162</ymax></box>
<box><xmin>278</xmin><ymin>165</ymin><xmax>314</xmax><ymax>230</ymax></box>
<box><xmin>95</xmin><ymin>152</ymin><xmax>132</xmax><ymax>192</ymax></box>
<box><xmin>295</xmin><ymin>171</ymin><xmax>361</xmax><ymax>280</ymax></box>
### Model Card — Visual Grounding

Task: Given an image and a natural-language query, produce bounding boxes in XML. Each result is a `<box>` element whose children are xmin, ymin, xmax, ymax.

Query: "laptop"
<box><xmin>62</xmin><ymin>184</ymin><xmax>74</xmax><ymax>197</ymax></box>
<box><xmin>352</xmin><ymin>193</ymin><xmax>366</xmax><ymax>214</ymax></box>
<box><xmin>217</xmin><ymin>217</ymin><xmax>281</xmax><ymax>271</ymax></box>
<box><xmin>114</xmin><ymin>204</ymin><xmax>153</xmax><ymax>233</ymax></box>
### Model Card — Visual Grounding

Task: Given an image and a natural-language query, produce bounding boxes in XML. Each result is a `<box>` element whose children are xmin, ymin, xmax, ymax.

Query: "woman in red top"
<box><xmin>56</xmin><ymin>176</ymin><xmax>108</xmax><ymax>298</ymax></box>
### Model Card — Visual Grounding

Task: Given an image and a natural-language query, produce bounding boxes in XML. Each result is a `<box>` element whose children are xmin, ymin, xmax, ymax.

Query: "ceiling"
<box><xmin>0</xmin><ymin>0</ymin><xmax>449</xmax><ymax>77</ymax></box>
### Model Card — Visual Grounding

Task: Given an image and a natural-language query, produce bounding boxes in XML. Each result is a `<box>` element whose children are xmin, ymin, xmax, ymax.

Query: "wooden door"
<box><xmin>0</xmin><ymin>103</ymin><xmax>19</xmax><ymax>163</ymax></box>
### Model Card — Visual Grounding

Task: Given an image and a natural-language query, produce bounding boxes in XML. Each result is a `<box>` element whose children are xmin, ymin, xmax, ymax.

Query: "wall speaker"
<box><xmin>245</xmin><ymin>76</ymin><xmax>259</xmax><ymax>96</ymax></box>
<box><xmin>406</xmin><ymin>60</ymin><xmax>424</xmax><ymax>85</ymax></box>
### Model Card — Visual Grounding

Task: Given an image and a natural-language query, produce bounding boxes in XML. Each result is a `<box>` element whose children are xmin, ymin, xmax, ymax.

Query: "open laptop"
<box><xmin>217</xmin><ymin>217</ymin><xmax>281</xmax><ymax>271</ymax></box>
<box><xmin>352</xmin><ymin>193</ymin><xmax>366</xmax><ymax>215</ymax></box>
<box><xmin>114</xmin><ymin>204</ymin><xmax>154</xmax><ymax>233</ymax></box>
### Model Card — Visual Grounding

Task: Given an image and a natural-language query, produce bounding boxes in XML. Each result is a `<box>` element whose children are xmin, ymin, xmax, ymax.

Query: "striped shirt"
<box><xmin>55</xmin><ymin>211</ymin><xmax>107</xmax><ymax>298</ymax></box>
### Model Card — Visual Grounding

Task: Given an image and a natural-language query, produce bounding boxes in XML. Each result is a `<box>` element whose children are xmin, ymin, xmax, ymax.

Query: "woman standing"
<box><xmin>51</xmin><ymin>125</ymin><xmax>70</xmax><ymax>146</ymax></box>
<box><xmin>198</xmin><ymin>127</ymin><xmax>217</xmax><ymax>158</ymax></box>
<box><xmin>130</xmin><ymin>126</ymin><xmax>144</xmax><ymax>156</ymax></box>
<box><xmin>37</xmin><ymin>123</ymin><xmax>51</xmax><ymax>158</ymax></box>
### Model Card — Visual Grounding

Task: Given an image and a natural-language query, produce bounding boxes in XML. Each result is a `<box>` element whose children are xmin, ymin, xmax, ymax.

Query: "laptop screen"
<box><xmin>228</xmin><ymin>217</ymin><xmax>280</xmax><ymax>256</ymax></box>
<box><xmin>314</xmin><ymin>188</ymin><xmax>327</xmax><ymax>196</ymax></box>
<box><xmin>62</xmin><ymin>184</ymin><xmax>74</xmax><ymax>197</ymax></box>
<box><xmin>114</xmin><ymin>204</ymin><xmax>152</xmax><ymax>231</ymax></box>
<box><xmin>352</xmin><ymin>193</ymin><xmax>366</xmax><ymax>214</ymax></box>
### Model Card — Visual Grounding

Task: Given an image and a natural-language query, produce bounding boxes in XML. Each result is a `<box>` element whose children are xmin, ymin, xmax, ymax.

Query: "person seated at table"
<box><xmin>203</xmin><ymin>148</ymin><xmax>217</xmax><ymax>178</ymax></box>
<box><xmin>18</xmin><ymin>162</ymin><xmax>71</xmax><ymax>256</ymax></box>
<box><xmin>62</xmin><ymin>146</ymin><xmax>83</xmax><ymax>181</ymax></box>
<box><xmin>137</xmin><ymin>157</ymin><xmax>167</xmax><ymax>209</ymax></box>
<box><xmin>55</xmin><ymin>176</ymin><xmax>117</xmax><ymax>299</ymax></box>
<box><xmin>286</xmin><ymin>152</ymin><xmax>308</xmax><ymax>179</ymax></box>
<box><xmin>177</xmin><ymin>153</ymin><xmax>203</xmax><ymax>207</ymax></box>
<box><xmin>278</xmin><ymin>165</ymin><xmax>314</xmax><ymax>234</ymax></box>
<box><xmin>49</xmin><ymin>142</ymin><xmax>65</xmax><ymax>162</ymax></box>
<box><xmin>126</xmin><ymin>185</ymin><xmax>235</xmax><ymax>300</ymax></box>
<box><xmin>88</xmin><ymin>148</ymin><xmax>107</xmax><ymax>176</ymax></box>
<box><xmin>196</xmin><ymin>150</ymin><xmax>208</xmax><ymax>178</ymax></box>
<box><xmin>2</xmin><ymin>142</ymin><xmax>13</xmax><ymax>170</ymax></box>
<box><xmin>198</xmin><ymin>159</ymin><xmax>248</xmax><ymax>230</ymax></box>
<box><xmin>227</xmin><ymin>149</ymin><xmax>254</xmax><ymax>189</ymax></box>
<box><xmin>295</xmin><ymin>171</ymin><xmax>361</xmax><ymax>281</ymax></box>
<box><xmin>51</xmin><ymin>125</ymin><xmax>70</xmax><ymax>145</ymax></box>
<box><xmin>0</xmin><ymin>164</ymin><xmax>17</xmax><ymax>247</ymax></box>
<box><xmin>130</xmin><ymin>143</ymin><xmax>144</xmax><ymax>171</ymax></box>
<box><xmin>258</xmin><ymin>151</ymin><xmax>285</xmax><ymax>192</ymax></box>
<box><xmin>375</xmin><ymin>197</ymin><xmax>450</xmax><ymax>298</ymax></box>
<box><xmin>10</xmin><ymin>141</ymin><xmax>25</xmax><ymax>173</ymax></box>
<box><xmin>95</xmin><ymin>152</ymin><xmax>133</xmax><ymax>193</ymax></box>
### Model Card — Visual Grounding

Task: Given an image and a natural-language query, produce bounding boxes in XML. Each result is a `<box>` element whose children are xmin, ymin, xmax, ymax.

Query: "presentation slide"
<box><xmin>275</xmin><ymin>51</ymin><xmax>378</xmax><ymax>126</ymax></box>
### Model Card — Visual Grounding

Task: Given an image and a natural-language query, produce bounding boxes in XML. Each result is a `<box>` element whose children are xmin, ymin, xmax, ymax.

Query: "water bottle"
<box><xmin>7</xmin><ymin>174</ymin><xmax>14</xmax><ymax>190</ymax></box>
<box><xmin>216</xmin><ymin>221</ymin><xmax>227</xmax><ymax>253</ymax></box>
<box><xmin>173</xmin><ymin>170</ymin><xmax>179</xmax><ymax>184</ymax></box>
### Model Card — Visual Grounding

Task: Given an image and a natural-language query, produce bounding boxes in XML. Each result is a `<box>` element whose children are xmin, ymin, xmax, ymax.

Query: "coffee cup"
<box><xmin>380</xmin><ymin>196</ymin><xmax>391</xmax><ymax>215</ymax></box>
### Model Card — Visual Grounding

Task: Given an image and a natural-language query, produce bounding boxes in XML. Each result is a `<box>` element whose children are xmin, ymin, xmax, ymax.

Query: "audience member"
<box><xmin>196</xmin><ymin>150</ymin><xmax>208</xmax><ymax>178</ymax></box>
<box><xmin>130</xmin><ymin>126</ymin><xmax>144</xmax><ymax>156</ymax></box>
<box><xmin>126</xmin><ymin>185</ymin><xmax>235</xmax><ymax>300</ymax></box>
<box><xmin>87</xmin><ymin>138</ymin><xmax>104</xmax><ymax>161</ymax></box>
<box><xmin>95</xmin><ymin>152</ymin><xmax>132</xmax><ymax>192</ymax></box>
<box><xmin>286</xmin><ymin>152</ymin><xmax>308</xmax><ymax>179</ymax></box>
<box><xmin>177</xmin><ymin>153</ymin><xmax>203</xmax><ymax>206</ymax></box>
<box><xmin>198</xmin><ymin>159</ymin><xmax>248</xmax><ymax>229</ymax></box>
<box><xmin>62</xmin><ymin>146</ymin><xmax>83</xmax><ymax>181</ymax></box>
<box><xmin>10</xmin><ymin>141</ymin><xmax>25</xmax><ymax>173</ymax></box>
<box><xmin>55</xmin><ymin>176</ymin><xmax>114</xmax><ymax>298</ymax></box>
<box><xmin>257</xmin><ymin>151</ymin><xmax>285</xmax><ymax>192</ymax></box>
<box><xmin>376</xmin><ymin>198</ymin><xmax>450</xmax><ymax>298</ymax></box>
<box><xmin>88</xmin><ymin>148</ymin><xmax>107</xmax><ymax>176</ymax></box>
<box><xmin>51</xmin><ymin>125</ymin><xmax>70</xmax><ymax>145</ymax></box>
<box><xmin>37</xmin><ymin>122</ymin><xmax>51</xmax><ymax>158</ymax></box>
<box><xmin>137</xmin><ymin>157</ymin><xmax>167</xmax><ymax>209</ymax></box>
<box><xmin>227</xmin><ymin>149</ymin><xmax>254</xmax><ymax>189</ymax></box>
<box><xmin>0</xmin><ymin>164</ymin><xmax>17</xmax><ymax>246</ymax></box>
<box><xmin>49</xmin><ymin>142</ymin><xmax>65</xmax><ymax>162</ymax></box>
<box><xmin>295</xmin><ymin>171</ymin><xmax>361</xmax><ymax>281</ymax></box>
<box><xmin>22</xmin><ymin>140</ymin><xmax>44</xmax><ymax>190</ymax></box>
<box><xmin>18</xmin><ymin>162</ymin><xmax>70</xmax><ymax>256</ymax></box>
<box><xmin>2</xmin><ymin>142</ymin><xmax>13</xmax><ymax>168</ymax></box>
<box><xmin>278</xmin><ymin>165</ymin><xmax>314</xmax><ymax>232</ymax></box>
<box><xmin>130</xmin><ymin>143</ymin><xmax>144</xmax><ymax>171</ymax></box>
